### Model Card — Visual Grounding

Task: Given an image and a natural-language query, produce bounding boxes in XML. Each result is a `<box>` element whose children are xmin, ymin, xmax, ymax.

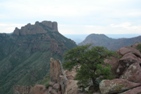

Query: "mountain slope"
<box><xmin>79</xmin><ymin>34</ymin><xmax>141</xmax><ymax>50</ymax></box>
<box><xmin>0</xmin><ymin>21</ymin><xmax>76</xmax><ymax>94</ymax></box>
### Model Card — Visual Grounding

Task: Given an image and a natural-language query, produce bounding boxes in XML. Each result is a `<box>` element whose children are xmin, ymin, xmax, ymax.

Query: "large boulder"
<box><xmin>120</xmin><ymin>86</ymin><xmax>141</xmax><ymax>94</ymax></box>
<box><xmin>120</xmin><ymin>62</ymin><xmax>141</xmax><ymax>83</ymax></box>
<box><xmin>119</xmin><ymin>53</ymin><xmax>138</xmax><ymax>65</ymax></box>
<box><xmin>118</xmin><ymin>47</ymin><xmax>141</xmax><ymax>57</ymax></box>
<box><xmin>99</xmin><ymin>79</ymin><xmax>140</xmax><ymax>94</ymax></box>
<box><xmin>116</xmin><ymin>53</ymin><xmax>138</xmax><ymax>76</ymax></box>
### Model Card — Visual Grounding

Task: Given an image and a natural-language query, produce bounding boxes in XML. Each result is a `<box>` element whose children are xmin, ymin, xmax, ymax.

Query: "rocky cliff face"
<box><xmin>13</xmin><ymin>21</ymin><xmax>58</xmax><ymax>35</ymax></box>
<box><xmin>0</xmin><ymin>21</ymin><xmax>76</xmax><ymax>94</ymax></box>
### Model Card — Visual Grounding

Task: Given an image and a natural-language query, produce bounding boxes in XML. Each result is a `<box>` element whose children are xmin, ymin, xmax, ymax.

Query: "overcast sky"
<box><xmin>0</xmin><ymin>0</ymin><xmax>141</xmax><ymax>35</ymax></box>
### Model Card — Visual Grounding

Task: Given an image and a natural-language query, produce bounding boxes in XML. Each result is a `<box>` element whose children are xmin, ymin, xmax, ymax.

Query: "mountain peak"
<box><xmin>86</xmin><ymin>33</ymin><xmax>109</xmax><ymax>39</ymax></box>
<box><xmin>0</xmin><ymin>21</ymin><xmax>76</xmax><ymax>94</ymax></box>
<box><xmin>79</xmin><ymin>33</ymin><xmax>141</xmax><ymax>50</ymax></box>
<box><xmin>79</xmin><ymin>33</ymin><xmax>111</xmax><ymax>46</ymax></box>
<box><xmin>13</xmin><ymin>21</ymin><xmax>58</xmax><ymax>35</ymax></box>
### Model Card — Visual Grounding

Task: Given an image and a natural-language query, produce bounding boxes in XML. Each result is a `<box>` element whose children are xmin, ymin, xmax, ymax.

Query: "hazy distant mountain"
<box><xmin>106</xmin><ymin>34</ymin><xmax>140</xmax><ymax>39</ymax></box>
<box><xmin>64</xmin><ymin>34</ymin><xmax>140</xmax><ymax>44</ymax></box>
<box><xmin>0</xmin><ymin>21</ymin><xmax>76</xmax><ymax>94</ymax></box>
<box><xmin>79</xmin><ymin>34</ymin><xmax>141</xmax><ymax>50</ymax></box>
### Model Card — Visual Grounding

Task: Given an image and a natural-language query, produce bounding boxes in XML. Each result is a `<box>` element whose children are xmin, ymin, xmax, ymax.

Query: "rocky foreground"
<box><xmin>14</xmin><ymin>43</ymin><xmax>141</xmax><ymax>94</ymax></box>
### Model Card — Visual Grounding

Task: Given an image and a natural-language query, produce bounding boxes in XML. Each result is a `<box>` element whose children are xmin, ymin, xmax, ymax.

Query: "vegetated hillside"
<box><xmin>79</xmin><ymin>34</ymin><xmax>141</xmax><ymax>50</ymax></box>
<box><xmin>0</xmin><ymin>21</ymin><xmax>76</xmax><ymax>94</ymax></box>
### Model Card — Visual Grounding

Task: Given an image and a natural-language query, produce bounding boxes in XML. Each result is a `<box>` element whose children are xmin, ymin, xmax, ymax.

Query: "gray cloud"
<box><xmin>0</xmin><ymin>0</ymin><xmax>141</xmax><ymax>34</ymax></box>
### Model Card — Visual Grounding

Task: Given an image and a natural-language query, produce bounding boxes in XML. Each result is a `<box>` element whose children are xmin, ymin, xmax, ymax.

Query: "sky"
<box><xmin>0</xmin><ymin>0</ymin><xmax>141</xmax><ymax>35</ymax></box>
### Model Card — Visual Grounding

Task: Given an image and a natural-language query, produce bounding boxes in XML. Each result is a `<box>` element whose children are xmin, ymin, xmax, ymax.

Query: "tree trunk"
<box><xmin>91</xmin><ymin>77</ymin><xmax>99</xmax><ymax>91</ymax></box>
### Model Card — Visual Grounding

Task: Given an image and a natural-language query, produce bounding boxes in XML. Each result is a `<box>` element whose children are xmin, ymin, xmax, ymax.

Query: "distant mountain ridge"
<box><xmin>79</xmin><ymin>34</ymin><xmax>141</xmax><ymax>50</ymax></box>
<box><xmin>0</xmin><ymin>21</ymin><xmax>76</xmax><ymax>94</ymax></box>
<box><xmin>64</xmin><ymin>34</ymin><xmax>140</xmax><ymax>44</ymax></box>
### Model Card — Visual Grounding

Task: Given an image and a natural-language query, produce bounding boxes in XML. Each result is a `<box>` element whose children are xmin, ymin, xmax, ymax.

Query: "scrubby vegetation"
<box><xmin>136</xmin><ymin>43</ymin><xmax>141</xmax><ymax>52</ymax></box>
<box><xmin>63</xmin><ymin>45</ymin><xmax>115</xmax><ymax>92</ymax></box>
<box><xmin>0</xmin><ymin>32</ymin><xmax>76</xmax><ymax>94</ymax></box>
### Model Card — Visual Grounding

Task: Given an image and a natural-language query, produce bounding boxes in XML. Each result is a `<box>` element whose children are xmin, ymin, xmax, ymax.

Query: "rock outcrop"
<box><xmin>100</xmin><ymin>79</ymin><xmax>140</xmax><ymax>94</ymax></box>
<box><xmin>13</xmin><ymin>21</ymin><xmax>58</xmax><ymax>35</ymax></box>
<box><xmin>47</xmin><ymin>58</ymin><xmax>79</xmax><ymax>94</ymax></box>
<box><xmin>118</xmin><ymin>46</ymin><xmax>141</xmax><ymax>57</ymax></box>
<box><xmin>120</xmin><ymin>62</ymin><xmax>141</xmax><ymax>83</ymax></box>
<box><xmin>100</xmin><ymin>43</ymin><xmax>141</xmax><ymax>94</ymax></box>
<box><xmin>47</xmin><ymin>58</ymin><xmax>67</xmax><ymax>94</ymax></box>
<box><xmin>30</xmin><ymin>85</ymin><xmax>47</xmax><ymax>94</ymax></box>
<box><xmin>49</xmin><ymin>58</ymin><xmax>65</xmax><ymax>82</ymax></box>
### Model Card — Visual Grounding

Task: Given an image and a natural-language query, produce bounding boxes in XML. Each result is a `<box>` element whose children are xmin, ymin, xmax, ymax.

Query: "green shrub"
<box><xmin>136</xmin><ymin>43</ymin><xmax>141</xmax><ymax>52</ymax></box>
<box><xmin>63</xmin><ymin>45</ymin><xmax>115</xmax><ymax>92</ymax></box>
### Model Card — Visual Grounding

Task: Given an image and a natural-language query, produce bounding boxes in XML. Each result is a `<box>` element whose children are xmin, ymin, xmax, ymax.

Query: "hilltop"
<box><xmin>79</xmin><ymin>33</ymin><xmax>141</xmax><ymax>50</ymax></box>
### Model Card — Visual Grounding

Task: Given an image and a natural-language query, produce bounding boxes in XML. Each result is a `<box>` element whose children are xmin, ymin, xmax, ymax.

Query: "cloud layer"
<box><xmin>0</xmin><ymin>0</ymin><xmax>141</xmax><ymax>34</ymax></box>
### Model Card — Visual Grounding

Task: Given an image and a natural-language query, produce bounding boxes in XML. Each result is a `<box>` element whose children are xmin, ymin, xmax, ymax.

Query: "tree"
<box><xmin>63</xmin><ymin>45</ymin><xmax>114</xmax><ymax>91</ymax></box>
<box><xmin>136</xmin><ymin>43</ymin><xmax>141</xmax><ymax>52</ymax></box>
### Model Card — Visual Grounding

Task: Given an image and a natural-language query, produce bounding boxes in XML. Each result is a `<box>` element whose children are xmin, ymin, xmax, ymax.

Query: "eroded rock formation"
<box><xmin>47</xmin><ymin>58</ymin><xmax>67</xmax><ymax>94</ymax></box>
<box><xmin>13</xmin><ymin>21</ymin><xmax>58</xmax><ymax>35</ymax></box>
<box><xmin>47</xmin><ymin>58</ymin><xmax>79</xmax><ymax>94</ymax></box>
<box><xmin>100</xmin><ymin>44</ymin><xmax>141</xmax><ymax>94</ymax></box>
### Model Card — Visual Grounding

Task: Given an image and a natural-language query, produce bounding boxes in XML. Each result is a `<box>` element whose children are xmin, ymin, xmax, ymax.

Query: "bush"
<box><xmin>63</xmin><ymin>45</ymin><xmax>115</xmax><ymax>92</ymax></box>
<box><xmin>137</xmin><ymin>43</ymin><xmax>141</xmax><ymax>52</ymax></box>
